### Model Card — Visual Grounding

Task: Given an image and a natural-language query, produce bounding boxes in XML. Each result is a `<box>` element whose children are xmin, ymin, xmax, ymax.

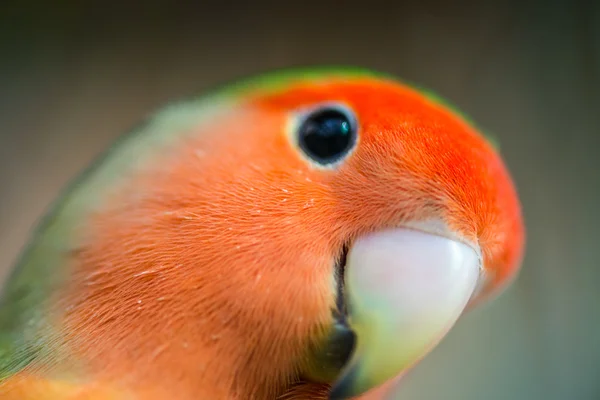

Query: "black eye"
<box><xmin>296</xmin><ymin>105</ymin><xmax>358</xmax><ymax>166</ymax></box>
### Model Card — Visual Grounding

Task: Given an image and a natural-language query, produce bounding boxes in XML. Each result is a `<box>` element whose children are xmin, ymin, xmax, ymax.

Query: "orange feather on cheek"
<box><xmin>51</xmin><ymin>106</ymin><xmax>347</xmax><ymax>398</ymax></box>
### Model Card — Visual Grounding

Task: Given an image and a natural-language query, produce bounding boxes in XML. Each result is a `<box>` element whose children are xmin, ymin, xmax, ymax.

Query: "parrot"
<box><xmin>0</xmin><ymin>66</ymin><xmax>525</xmax><ymax>400</ymax></box>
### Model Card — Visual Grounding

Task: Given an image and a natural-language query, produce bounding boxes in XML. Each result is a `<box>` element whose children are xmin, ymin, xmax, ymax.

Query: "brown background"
<box><xmin>1</xmin><ymin>1</ymin><xmax>599</xmax><ymax>399</ymax></box>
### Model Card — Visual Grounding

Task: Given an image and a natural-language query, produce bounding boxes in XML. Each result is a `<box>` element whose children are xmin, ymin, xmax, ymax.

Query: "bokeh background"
<box><xmin>1</xmin><ymin>1</ymin><xmax>599</xmax><ymax>399</ymax></box>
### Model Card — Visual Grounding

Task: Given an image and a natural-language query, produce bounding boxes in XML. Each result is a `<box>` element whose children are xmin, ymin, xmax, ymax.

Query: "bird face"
<box><xmin>49</xmin><ymin>70</ymin><xmax>523</xmax><ymax>399</ymax></box>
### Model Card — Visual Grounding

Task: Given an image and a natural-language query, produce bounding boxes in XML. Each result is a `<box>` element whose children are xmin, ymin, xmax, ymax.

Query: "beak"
<box><xmin>329</xmin><ymin>227</ymin><xmax>480</xmax><ymax>399</ymax></box>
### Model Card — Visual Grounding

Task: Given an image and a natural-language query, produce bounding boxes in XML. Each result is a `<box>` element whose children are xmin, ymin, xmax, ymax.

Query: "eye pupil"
<box><xmin>297</xmin><ymin>107</ymin><xmax>357</xmax><ymax>165</ymax></box>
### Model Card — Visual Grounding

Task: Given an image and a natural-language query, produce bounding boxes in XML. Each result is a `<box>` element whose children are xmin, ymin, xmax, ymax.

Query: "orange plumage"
<box><xmin>0</xmin><ymin>69</ymin><xmax>524</xmax><ymax>399</ymax></box>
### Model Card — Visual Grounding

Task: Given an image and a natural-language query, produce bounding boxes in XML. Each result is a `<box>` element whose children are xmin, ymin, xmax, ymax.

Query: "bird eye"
<box><xmin>295</xmin><ymin>104</ymin><xmax>358</xmax><ymax>166</ymax></box>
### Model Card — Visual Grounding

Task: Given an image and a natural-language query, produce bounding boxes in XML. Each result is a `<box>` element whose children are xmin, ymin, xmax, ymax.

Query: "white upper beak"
<box><xmin>330</xmin><ymin>227</ymin><xmax>480</xmax><ymax>398</ymax></box>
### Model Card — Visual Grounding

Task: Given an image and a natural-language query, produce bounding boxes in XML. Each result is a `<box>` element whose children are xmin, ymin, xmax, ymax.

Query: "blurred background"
<box><xmin>1</xmin><ymin>1</ymin><xmax>599</xmax><ymax>399</ymax></box>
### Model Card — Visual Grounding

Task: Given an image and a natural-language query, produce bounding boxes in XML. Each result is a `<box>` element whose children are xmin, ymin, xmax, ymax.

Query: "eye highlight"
<box><xmin>293</xmin><ymin>103</ymin><xmax>358</xmax><ymax>167</ymax></box>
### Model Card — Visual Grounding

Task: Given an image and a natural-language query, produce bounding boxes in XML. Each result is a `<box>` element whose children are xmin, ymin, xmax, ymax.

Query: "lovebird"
<box><xmin>0</xmin><ymin>67</ymin><xmax>525</xmax><ymax>400</ymax></box>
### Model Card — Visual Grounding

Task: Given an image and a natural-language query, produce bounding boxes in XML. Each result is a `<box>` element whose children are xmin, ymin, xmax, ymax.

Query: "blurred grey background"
<box><xmin>1</xmin><ymin>1</ymin><xmax>599</xmax><ymax>399</ymax></box>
